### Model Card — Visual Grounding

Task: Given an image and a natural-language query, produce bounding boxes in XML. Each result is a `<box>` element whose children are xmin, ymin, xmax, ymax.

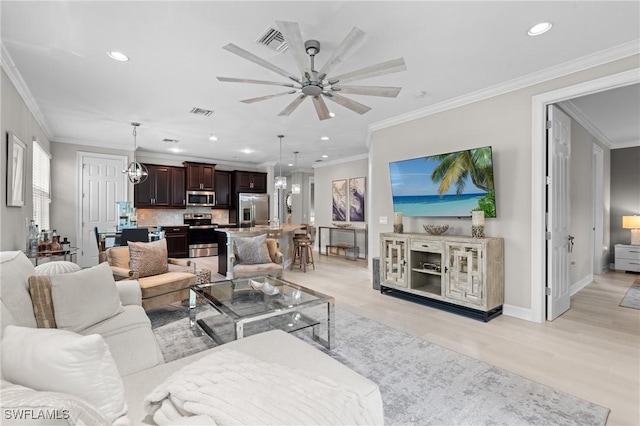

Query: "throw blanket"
<box><xmin>144</xmin><ymin>348</ymin><xmax>375</xmax><ymax>425</ymax></box>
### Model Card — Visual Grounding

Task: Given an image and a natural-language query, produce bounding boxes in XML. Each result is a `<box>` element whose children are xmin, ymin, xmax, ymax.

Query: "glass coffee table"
<box><xmin>189</xmin><ymin>276</ymin><xmax>335</xmax><ymax>349</ymax></box>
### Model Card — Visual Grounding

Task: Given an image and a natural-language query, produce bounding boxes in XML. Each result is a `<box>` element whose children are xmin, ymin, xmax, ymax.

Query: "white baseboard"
<box><xmin>502</xmin><ymin>304</ymin><xmax>535</xmax><ymax>322</ymax></box>
<box><xmin>570</xmin><ymin>274</ymin><xmax>593</xmax><ymax>296</ymax></box>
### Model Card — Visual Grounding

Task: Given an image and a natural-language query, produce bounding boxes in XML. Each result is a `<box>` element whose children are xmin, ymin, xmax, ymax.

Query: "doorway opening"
<box><xmin>531</xmin><ymin>69</ymin><xmax>639</xmax><ymax>323</ymax></box>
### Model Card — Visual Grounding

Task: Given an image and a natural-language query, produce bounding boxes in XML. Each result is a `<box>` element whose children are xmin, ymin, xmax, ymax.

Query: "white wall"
<box><xmin>368</xmin><ymin>55</ymin><xmax>639</xmax><ymax>314</ymax></box>
<box><xmin>610</xmin><ymin>146</ymin><xmax>640</xmax><ymax>252</ymax></box>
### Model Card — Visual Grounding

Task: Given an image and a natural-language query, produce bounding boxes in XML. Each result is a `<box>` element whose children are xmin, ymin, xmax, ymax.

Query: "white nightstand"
<box><xmin>614</xmin><ymin>244</ymin><xmax>640</xmax><ymax>272</ymax></box>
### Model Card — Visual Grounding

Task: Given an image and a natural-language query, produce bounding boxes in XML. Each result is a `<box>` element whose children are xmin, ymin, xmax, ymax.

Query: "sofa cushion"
<box><xmin>50</xmin><ymin>262</ymin><xmax>124</xmax><ymax>333</ymax></box>
<box><xmin>265</xmin><ymin>238</ymin><xmax>279</xmax><ymax>262</ymax></box>
<box><xmin>0</xmin><ymin>251</ymin><xmax>38</xmax><ymax>329</ymax></box>
<box><xmin>1</xmin><ymin>325</ymin><xmax>128</xmax><ymax>423</ymax></box>
<box><xmin>1</xmin><ymin>381</ymin><xmax>108</xmax><ymax>425</ymax></box>
<box><xmin>138</xmin><ymin>272</ymin><xmax>195</xmax><ymax>299</ymax></box>
<box><xmin>107</xmin><ymin>246</ymin><xmax>130</xmax><ymax>269</ymax></box>
<box><xmin>234</xmin><ymin>234</ymin><xmax>272</xmax><ymax>265</ymax></box>
<box><xmin>27</xmin><ymin>275</ymin><xmax>56</xmax><ymax>328</ymax></box>
<box><xmin>34</xmin><ymin>261</ymin><xmax>81</xmax><ymax>276</ymax></box>
<box><xmin>128</xmin><ymin>239</ymin><xmax>169</xmax><ymax>278</ymax></box>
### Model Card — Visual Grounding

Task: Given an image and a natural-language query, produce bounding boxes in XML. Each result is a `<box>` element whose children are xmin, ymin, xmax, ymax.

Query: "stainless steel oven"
<box><xmin>183</xmin><ymin>213</ymin><xmax>218</xmax><ymax>257</ymax></box>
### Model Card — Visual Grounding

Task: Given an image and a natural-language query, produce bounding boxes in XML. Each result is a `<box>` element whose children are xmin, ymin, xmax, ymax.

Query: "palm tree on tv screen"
<box><xmin>430</xmin><ymin>147</ymin><xmax>495</xmax><ymax>216</ymax></box>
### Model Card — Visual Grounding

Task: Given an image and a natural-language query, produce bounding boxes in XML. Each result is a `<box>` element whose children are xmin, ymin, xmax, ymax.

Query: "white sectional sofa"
<box><xmin>0</xmin><ymin>251</ymin><xmax>383</xmax><ymax>425</ymax></box>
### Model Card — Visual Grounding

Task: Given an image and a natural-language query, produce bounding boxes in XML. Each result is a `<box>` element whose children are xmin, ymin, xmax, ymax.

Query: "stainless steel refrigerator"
<box><xmin>238</xmin><ymin>193</ymin><xmax>269</xmax><ymax>227</ymax></box>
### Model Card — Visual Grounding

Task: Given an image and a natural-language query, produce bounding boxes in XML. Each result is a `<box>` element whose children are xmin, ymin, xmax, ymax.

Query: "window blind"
<box><xmin>32</xmin><ymin>140</ymin><xmax>51</xmax><ymax>231</ymax></box>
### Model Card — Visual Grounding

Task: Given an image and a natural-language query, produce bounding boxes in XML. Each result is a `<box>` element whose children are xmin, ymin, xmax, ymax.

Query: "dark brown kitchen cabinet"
<box><xmin>184</xmin><ymin>162</ymin><xmax>215</xmax><ymax>191</ymax></box>
<box><xmin>214</xmin><ymin>170</ymin><xmax>231</xmax><ymax>208</ymax></box>
<box><xmin>234</xmin><ymin>171</ymin><xmax>267</xmax><ymax>193</ymax></box>
<box><xmin>161</xmin><ymin>226</ymin><xmax>189</xmax><ymax>258</ymax></box>
<box><xmin>134</xmin><ymin>164</ymin><xmax>185</xmax><ymax>208</ymax></box>
<box><xmin>170</xmin><ymin>167</ymin><xmax>186</xmax><ymax>207</ymax></box>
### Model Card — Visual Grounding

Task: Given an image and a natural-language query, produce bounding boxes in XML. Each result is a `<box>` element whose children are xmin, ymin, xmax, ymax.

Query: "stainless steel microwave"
<box><xmin>186</xmin><ymin>191</ymin><xmax>215</xmax><ymax>207</ymax></box>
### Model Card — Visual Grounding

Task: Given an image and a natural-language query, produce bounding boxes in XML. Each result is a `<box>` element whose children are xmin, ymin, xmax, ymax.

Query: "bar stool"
<box><xmin>291</xmin><ymin>226</ymin><xmax>316</xmax><ymax>272</ymax></box>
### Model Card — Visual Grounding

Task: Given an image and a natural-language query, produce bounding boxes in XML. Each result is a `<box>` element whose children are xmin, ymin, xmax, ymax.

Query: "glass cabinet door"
<box><xmin>444</xmin><ymin>242</ymin><xmax>483</xmax><ymax>305</ymax></box>
<box><xmin>381</xmin><ymin>237</ymin><xmax>408</xmax><ymax>287</ymax></box>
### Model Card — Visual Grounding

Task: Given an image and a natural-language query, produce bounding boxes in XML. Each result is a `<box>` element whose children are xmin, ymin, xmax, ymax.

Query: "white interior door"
<box><xmin>78</xmin><ymin>153</ymin><xmax>127</xmax><ymax>267</ymax></box>
<box><xmin>546</xmin><ymin>105</ymin><xmax>572</xmax><ymax>320</ymax></box>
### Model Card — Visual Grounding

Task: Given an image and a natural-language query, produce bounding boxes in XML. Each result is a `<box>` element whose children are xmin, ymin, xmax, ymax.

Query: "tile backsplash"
<box><xmin>137</xmin><ymin>208</ymin><xmax>231</xmax><ymax>226</ymax></box>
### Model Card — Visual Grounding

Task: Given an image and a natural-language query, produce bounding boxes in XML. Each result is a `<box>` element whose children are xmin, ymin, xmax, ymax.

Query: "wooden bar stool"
<box><xmin>290</xmin><ymin>226</ymin><xmax>316</xmax><ymax>272</ymax></box>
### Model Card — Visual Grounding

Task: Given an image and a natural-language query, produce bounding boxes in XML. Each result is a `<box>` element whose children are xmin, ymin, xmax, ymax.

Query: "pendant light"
<box><xmin>274</xmin><ymin>135</ymin><xmax>287</xmax><ymax>189</ymax></box>
<box><xmin>291</xmin><ymin>151</ymin><xmax>301</xmax><ymax>194</ymax></box>
<box><xmin>122</xmin><ymin>122</ymin><xmax>148</xmax><ymax>184</ymax></box>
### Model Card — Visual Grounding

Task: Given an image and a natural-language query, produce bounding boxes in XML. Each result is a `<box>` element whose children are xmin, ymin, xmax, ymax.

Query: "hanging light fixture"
<box><xmin>122</xmin><ymin>122</ymin><xmax>148</xmax><ymax>184</ymax></box>
<box><xmin>274</xmin><ymin>135</ymin><xmax>287</xmax><ymax>189</ymax></box>
<box><xmin>291</xmin><ymin>151</ymin><xmax>301</xmax><ymax>194</ymax></box>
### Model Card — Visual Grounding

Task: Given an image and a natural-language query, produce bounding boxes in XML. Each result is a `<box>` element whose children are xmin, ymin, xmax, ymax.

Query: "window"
<box><xmin>32</xmin><ymin>139</ymin><xmax>51</xmax><ymax>231</ymax></box>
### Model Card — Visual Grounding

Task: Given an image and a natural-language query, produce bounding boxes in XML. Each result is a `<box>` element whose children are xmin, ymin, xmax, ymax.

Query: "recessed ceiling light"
<box><xmin>107</xmin><ymin>51</ymin><xmax>129</xmax><ymax>61</ymax></box>
<box><xmin>322</xmin><ymin>155</ymin><xmax>328</xmax><ymax>158</ymax></box>
<box><xmin>288</xmin><ymin>163</ymin><xmax>293</xmax><ymax>167</ymax></box>
<box><xmin>329</xmin><ymin>112</ymin><xmax>336</xmax><ymax>118</ymax></box>
<box><xmin>241</xmin><ymin>149</ymin><xmax>253</xmax><ymax>154</ymax></box>
<box><xmin>321</xmin><ymin>136</ymin><xmax>330</xmax><ymax>141</ymax></box>
<box><xmin>413</xmin><ymin>90</ymin><xmax>427</xmax><ymax>99</ymax></box>
<box><xmin>209</xmin><ymin>135</ymin><xmax>218</xmax><ymax>141</ymax></box>
<box><xmin>169</xmin><ymin>147</ymin><xmax>182</xmax><ymax>153</ymax></box>
<box><xmin>528</xmin><ymin>22</ymin><xmax>552</xmax><ymax>36</ymax></box>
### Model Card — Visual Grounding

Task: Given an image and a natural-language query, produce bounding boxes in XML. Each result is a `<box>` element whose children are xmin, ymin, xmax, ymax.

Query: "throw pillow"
<box><xmin>27</xmin><ymin>276</ymin><xmax>56</xmax><ymax>328</ymax></box>
<box><xmin>128</xmin><ymin>239</ymin><xmax>169</xmax><ymax>278</ymax></box>
<box><xmin>234</xmin><ymin>234</ymin><xmax>272</xmax><ymax>265</ymax></box>
<box><xmin>1</xmin><ymin>382</ymin><xmax>108</xmax><ymax>425</ymax></box>
<box><xmin>1</xmin><ymin>325</ymin><xmax>128</xmax><ymax>422</ymax></box>
<box><xmin>34</xmin><ymin>261</ymin><xmax>81</xmax><ymax>276</ymax></box>
<box><xmin>49</xmin><ymin>262</ymin><xmax>124</xmax><ymax>333</ymax></box>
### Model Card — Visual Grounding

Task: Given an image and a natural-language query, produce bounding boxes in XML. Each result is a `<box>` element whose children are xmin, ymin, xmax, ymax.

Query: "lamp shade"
<box><xmin>622</xmin><ymin>215</ymin><xmax>640</xmax><ymax>229</ymax></box>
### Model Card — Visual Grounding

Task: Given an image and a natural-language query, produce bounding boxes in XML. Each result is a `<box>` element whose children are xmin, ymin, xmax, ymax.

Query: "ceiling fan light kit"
<box><xmin>218</xmin><ymin>21</ymin><xmax>406</xmax><ymax>120</ymax></box>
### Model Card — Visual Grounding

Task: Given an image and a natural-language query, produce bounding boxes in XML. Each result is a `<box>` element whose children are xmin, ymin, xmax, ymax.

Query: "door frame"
<box><xmin>76</xmin><ymin>151</ymin><xmax>128</xmax><ymax>265</ymax></box>
<box><xmin>530</xmin><ymin>69</ymin><xmax>639</xmax><ymax>323</ymax></box>
<box><xmin>592</xmin><ymin>143</ymin><xmax>605</xmax><ymax>274</ymax></box>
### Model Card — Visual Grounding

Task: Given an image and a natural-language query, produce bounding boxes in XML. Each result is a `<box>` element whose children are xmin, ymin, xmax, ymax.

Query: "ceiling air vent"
<box><xmin>190</xmin><ymin>107</ymin><xmax>214</xmax><ymax>117</ymax></box>
<box><xmin>256</xmin><ymin>26</ymin><xmax>288</xmax><ymax>52</ymax></box>
<box><xmin>162</xmin><ymin>138</ymin><xmax>179</xmax><ymax>144</ymax></box>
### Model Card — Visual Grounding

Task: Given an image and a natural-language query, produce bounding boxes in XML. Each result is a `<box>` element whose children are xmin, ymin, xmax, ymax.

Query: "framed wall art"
<box><xmin>349</xmin><ymin>177</ymin><xmax>365</xmax><ymax>221</ymax></box>
<box><xmin>332</xmin><ymin>179</ymin><xmax>347</xmax><ymax>221</ymax></box>
<box><xmin>6</xmin><ymin>131</ymin><xmax>27</xmax><ymax>207</ymax></box>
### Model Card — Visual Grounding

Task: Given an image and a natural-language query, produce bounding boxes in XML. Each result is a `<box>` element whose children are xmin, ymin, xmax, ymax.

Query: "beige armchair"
<box><xmin>230</xmin><ymin>237</ymin><xmax>284</xmax><ymax>279</ymax></box>
<box><xmin>106</xmin><ymin>240</ymin><xmax>196</xmax><ymax>311</ymax></box>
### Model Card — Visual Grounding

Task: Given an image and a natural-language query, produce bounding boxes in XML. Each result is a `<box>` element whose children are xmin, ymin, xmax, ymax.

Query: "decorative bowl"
<box><xmin>423</xmin><ymin>224</ymin><xmax>449</xmax><ymax>235</ymax></box>
<box><xmin>332</xmin><ymin>222</ymin><xmax>351</xmax><ymax>228</ymax></box>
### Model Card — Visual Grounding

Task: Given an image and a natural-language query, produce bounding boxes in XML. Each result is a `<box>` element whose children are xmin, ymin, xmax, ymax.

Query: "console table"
<box><xmin>318</xmin><ymin>227</ymin><xmax>368</xmax><ymax>260</ymax></box>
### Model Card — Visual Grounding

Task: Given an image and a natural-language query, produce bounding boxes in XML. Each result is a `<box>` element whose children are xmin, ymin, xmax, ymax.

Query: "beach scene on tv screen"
<box><xmin>389</xmin><ymin>146</ymin><xmax>496</xmax><ymax>217</ymax></box>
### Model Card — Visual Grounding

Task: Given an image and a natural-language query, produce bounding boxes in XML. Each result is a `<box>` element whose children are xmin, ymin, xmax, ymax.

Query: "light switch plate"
<box><xmin>379</xmin><ymin>216</ymin><xmax>388</xmax><ymax>224</ymax></box>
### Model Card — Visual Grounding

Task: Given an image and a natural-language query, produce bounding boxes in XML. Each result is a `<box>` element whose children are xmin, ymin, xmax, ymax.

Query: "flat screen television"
<box><xmin>389</xmin><ymin>146</ymin><xmax>496</xmax><ymax>218</ymax></box>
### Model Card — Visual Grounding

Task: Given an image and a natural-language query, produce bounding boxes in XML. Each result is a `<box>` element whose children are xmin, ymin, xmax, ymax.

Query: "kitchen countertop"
<box><xmin>215</xmin><ymin>224</ymin><xmax>305</xmax><ymax>235</ymax></box>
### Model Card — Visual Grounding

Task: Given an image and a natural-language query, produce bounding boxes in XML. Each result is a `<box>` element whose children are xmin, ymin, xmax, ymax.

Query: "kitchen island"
<box><xmin>215</xmin><ymin>224</ymin><xmax>306</xmax><ymax>278</ymax></box>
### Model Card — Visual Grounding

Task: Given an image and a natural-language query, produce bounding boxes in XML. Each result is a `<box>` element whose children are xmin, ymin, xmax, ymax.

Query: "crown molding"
<box><xmin>312</xmin><ymin>153</ymin><xmax>369</xmax><ymax>169</ymax></box>
<box><xmin>558</xmin><ymin>100</ymin><xmax>613</xmax><ymax>149</ymax></box>
<box><xmin>366</xmin><ymin>40</ymin><xmax>640</xmax><ymax>147</ymax></box>
<box><xmin>1</xmin><ymin>42</ymin><xmax>54</xmax><ymax>140</ymax></box>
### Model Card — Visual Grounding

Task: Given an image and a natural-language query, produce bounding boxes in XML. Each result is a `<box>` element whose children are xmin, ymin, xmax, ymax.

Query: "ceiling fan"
<box><xmin>217</xmin><ymin>21</ymin><xmax>406</xmax><ymax>120</ymax></box>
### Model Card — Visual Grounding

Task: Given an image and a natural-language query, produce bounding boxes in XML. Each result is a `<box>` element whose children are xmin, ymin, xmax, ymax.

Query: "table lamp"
<box><xmin>622</xmin><ymin>215</ymin><xmax>640</xmax><ymax>245</ymax></box>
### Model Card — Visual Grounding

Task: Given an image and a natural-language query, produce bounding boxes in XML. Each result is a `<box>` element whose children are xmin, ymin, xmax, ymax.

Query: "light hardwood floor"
<box><xmin>192</xmin><ymin>253</ymin><xmax>640</xmax><ymax>425</ymax></box>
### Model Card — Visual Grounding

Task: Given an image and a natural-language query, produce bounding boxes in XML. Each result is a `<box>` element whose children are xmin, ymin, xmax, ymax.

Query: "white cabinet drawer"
<box><xmin>615</xmin><ymin>246</ymin><xmax>640</xmax><ymax>261</ymax></box>
<box><xmin>410</xmin><ymin>240</ymin><xmax>442</xmax><ymax>252</ymax></box>
<box><xmin>615</xmin><ymin>259</ymin><xmax>640</xmax><ymax>272</ymax></box>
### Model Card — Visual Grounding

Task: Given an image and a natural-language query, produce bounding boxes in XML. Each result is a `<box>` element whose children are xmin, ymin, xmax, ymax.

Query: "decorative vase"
<box><xmin>471</xmin><ymin>211</ymin><xmax>485</xmax><ymax>238</ymax></box>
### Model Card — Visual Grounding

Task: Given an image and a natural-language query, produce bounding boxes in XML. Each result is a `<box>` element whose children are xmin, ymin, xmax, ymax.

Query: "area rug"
<box><xmin>620</xmin><ymin>277</ymin><xmax>640</xmax><ymax>309</ymax></box>
<box><xmin>150</xmin><ymin>305</ymin><xmax>609</xmax><ymax>425</ymax></box>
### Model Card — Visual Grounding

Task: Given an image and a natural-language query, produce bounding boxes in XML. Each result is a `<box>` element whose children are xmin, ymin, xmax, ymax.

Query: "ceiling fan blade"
<box><xmin>329</xmin><ymin>57</ymin><xmax>407</xmax><ymax>85</ymax></box>
<box><xmin>331</xmin><ymin>85</ymin><xmax>401</xmax><ymax>98</ymax></box>
<box><xmin>317</xmin><ymin>27</ymin><xmax>368</xmax><ymax>79</ymax></box>
<box><xmin>217</xmin><ymin>77</ymin><xmax>296</xmax><ymax>88</ymax></box>
<box><xmin>323</xmin><ymin>92</ymin><xmax>371</xmax><ymax>115</ymax></box>
<box><xmin>311</xmin><ymin>96</ymin><xmax>332</xmax><ymax>120</ymax></box>
<box><xmin>278</xmin><ymin>94</ymin><xmax>307</xmax><ymax>116</ymax></box>
<box><xmin>240</xmin><ymin>90</ymin><xmax>298</xmax><ymax>104</ymax></box>
<box><xmin>276</xmin><ymin>21</ymin><xmax>312</xmax><ymax>78</ymax></box>
<box><xmin>223</xmin><ymin>43</ymin><xmax>300</xmax><ymax>84</ymax></box>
